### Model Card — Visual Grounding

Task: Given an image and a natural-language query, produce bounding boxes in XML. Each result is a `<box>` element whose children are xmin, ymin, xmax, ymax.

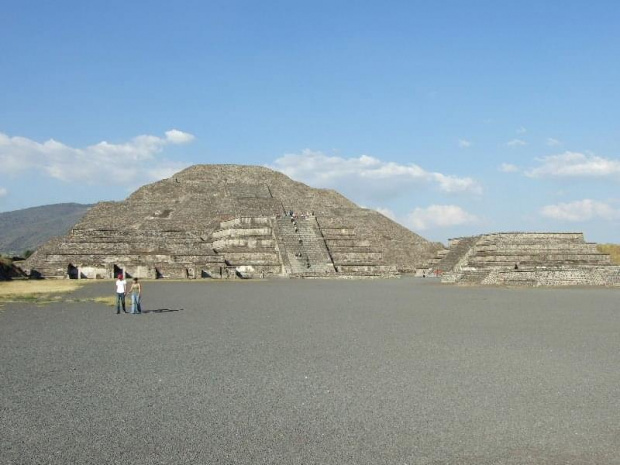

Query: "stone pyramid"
<box><xmin>431</xmin><ymin>232</ymin><xmax>620</xmax><ymax>286</ymax></box>
<box><xmin>21</xmin><ymin>164</ymin><xmax>443</xmax><ymax>279</ymax></box>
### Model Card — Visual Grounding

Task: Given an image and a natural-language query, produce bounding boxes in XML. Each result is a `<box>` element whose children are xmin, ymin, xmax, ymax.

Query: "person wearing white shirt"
<box><xmin>115</xmin><ymin>274</ymin><xmax>127</xmax><ymax>314</ymax></box>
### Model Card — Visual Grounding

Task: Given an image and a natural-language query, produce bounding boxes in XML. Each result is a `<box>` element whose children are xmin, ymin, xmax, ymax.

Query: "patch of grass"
<box><xmin>0</xmin><ymin>280</ymin><xmax>85</xmax><ymax>305</ymax></box>
<box><xmin>2</xmin><ymin>294</ymin><xmax>64</xmax><ymax>305</ymax></box>
<box><xmin>0</xmin><ymin>280</ymin><xmax>84</xmax><ymax>296</ymax></box>
<box><xmin>597</xmin><ymin>244</ymin><xmax>620</xmax><ymax>265</ymax></box>
<box><xmin>91</xmin><ymin>296</ymin><xmax>116</xmax><ymax>307</ymax></box>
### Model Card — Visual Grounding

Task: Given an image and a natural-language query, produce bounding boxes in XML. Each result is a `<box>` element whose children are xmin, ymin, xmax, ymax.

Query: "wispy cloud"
<box><xmin>546</xmin><ymin>137</ymin><xmax>561</xmax><ymax>147</ymax></box>
<box><xmin>164</xmin><ymin>129</ymin><xmax>195</xmax><ymax>144</ymax></box>
<box><xmin>499</xmin><ymin>163</ymin><xmax>519</xmax><ymax>173</ymax></box>
<box><xmin>516</xmin><ymin>127</ymin><xmax>527</xmax><ymax>134</ymax></box>
<box><xmin>526</xmin><ymin>152</ymin><xmax>620</xmax><ymax>179</ymax></box>
<box><xmin>0</xmin><ymin>130</ymin><xmax>194</xmax><ymax>186</ymax></box>
<box><xmin>458</xmin><ymin>139</ymin><xmax>472</xmax><ymax>148</ymax></box>
<box><xmin>506</xmin><ymin>139</ymin><xmax>527</xmax><ymax>147</ymax></box>
<box><xmin>0</xmin><ymin>187</ymin><xmax>7</xmax><ymax>198</ymax></box>
<box><xmin>269</xmin><ymin>150</ymin><xmax>483</xmax><ymax>202</ymax></box>
<box><xmin>407</xmin><ymin>205</ymin><xmax>479</xmax><ymax>231</ymax></box>
<box><xmin>540</xmin><ymin>199</ymin><xmax>620</xmax><ymax>221</ymax></box>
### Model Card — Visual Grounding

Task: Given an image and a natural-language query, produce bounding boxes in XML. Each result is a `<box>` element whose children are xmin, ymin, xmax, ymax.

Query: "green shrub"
<box><xmin>597</xmin><ymin>244</ymin><xmax>620</xmax><ymax>265</ymax></box>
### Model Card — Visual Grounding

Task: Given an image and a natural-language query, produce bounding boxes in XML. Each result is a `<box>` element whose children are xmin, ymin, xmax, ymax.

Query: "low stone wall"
<box><xmin>220</xmin><ymin>251</ymin><xmax>280</xmax><ymax>266</ymax></box>
<box><xmin>336</xmin><ymin>265</ymin><xmax>397</xmax><ymax>275</ymax></box>
<box><xmin>233</xmin><ymin>265</ymin><xmax>282</xmax><ymax>278</ymax></box>
<box><xmin>474</xmin><ymin>244</ymin><xmax>602</xmax><ymax>254</ymax></box>
<box><xmin>469</xmin><ymin>254</ymin><xmax>611</xmax><ymax>265</ymax></box>
<box><xmin>478</xmin><ymin>232</ymin><xmax>585</xmax><ymax>243</ymax></box>
<box><xmin>77</xmin><ymin>265</ymin><xmax>109</xmax><ymax>279</ymax></box>
<box><xmin>481</xmin><ymin>268</ymin><xmax>620</xmax><ymax>287</ymax></box>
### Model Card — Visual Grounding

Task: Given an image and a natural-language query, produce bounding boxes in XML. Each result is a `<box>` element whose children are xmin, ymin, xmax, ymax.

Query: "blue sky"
<box><xmin>1</xmin><ymin>0</ymin><xmax>620</xmax><ymax>244</ymax></box>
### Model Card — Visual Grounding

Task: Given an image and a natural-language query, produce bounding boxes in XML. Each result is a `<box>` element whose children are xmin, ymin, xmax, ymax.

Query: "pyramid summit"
<box><xmin>21</xmin><ymin>164</ymin><xmax>442</xmax><ymax>279</ymax></box>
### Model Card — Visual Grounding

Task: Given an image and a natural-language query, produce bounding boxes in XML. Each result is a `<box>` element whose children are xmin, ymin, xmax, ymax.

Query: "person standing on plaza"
<box><xmin>115</xmin><ymin>274</ymin><xmax>127</xmax><ymax>314</ymax></box>
<box><xmin>129</xmin><ymin>278</ymin><xmax>142</xmax><ymax>314</ymax></box>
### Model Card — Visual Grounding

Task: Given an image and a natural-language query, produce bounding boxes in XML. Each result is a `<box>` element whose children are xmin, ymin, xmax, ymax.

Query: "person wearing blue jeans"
<box><xmin>129</xmin><ymin>277</ymin><xmax>142</xmax><ymax>314</ymax></box>
<box><xmin>115</xmin><ymin>274</ymin><xmax>127</xmax><ymax>314</ymax></box>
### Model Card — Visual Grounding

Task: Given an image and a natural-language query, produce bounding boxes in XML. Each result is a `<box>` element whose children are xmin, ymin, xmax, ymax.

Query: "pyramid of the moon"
<box><xmin>20</xmin><ymin>164</ymin><xmax>444</xmax><ymax>279</ymax></box>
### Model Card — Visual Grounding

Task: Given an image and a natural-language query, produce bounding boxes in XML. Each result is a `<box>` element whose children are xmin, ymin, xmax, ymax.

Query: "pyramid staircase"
<box><xmin>274</xmin><ymin>216</ymin><xmax>336</xmax><ymax>277</ymax></box>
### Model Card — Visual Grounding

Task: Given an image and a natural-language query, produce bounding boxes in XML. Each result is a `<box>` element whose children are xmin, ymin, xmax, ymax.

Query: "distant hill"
<box><xmin>0</xmin><ymin>203</ymin><xmax>93</xmax><ymax>255</ymax></box>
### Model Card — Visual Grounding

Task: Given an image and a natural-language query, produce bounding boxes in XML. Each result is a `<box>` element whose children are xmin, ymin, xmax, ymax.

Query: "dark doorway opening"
<box><xmin>67</xmin><ymin>264</ymin><xmax>79</xmax><ymax>279</ymax></box>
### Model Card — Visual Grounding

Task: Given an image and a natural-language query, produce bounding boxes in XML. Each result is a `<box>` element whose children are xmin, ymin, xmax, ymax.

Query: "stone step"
<box><xmin>434</xmin><ymin>236</ymin><xmax>479</xmax><ymax>272</ymax></box>
<box><xmin>275</xmin><ymin>216</ymin><xmax>335</xmax><ymax>274</ymax></box>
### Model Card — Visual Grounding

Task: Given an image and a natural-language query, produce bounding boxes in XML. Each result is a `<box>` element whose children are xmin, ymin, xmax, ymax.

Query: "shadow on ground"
<box><xmin>142</xmin><ymin>308</ymin><xmax>183</xmax><ymax>314</ymax></box>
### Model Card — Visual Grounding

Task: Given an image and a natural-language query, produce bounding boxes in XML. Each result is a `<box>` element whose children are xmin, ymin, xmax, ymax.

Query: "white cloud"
<box><xmin>269</xmin><ymin>150</ymin><xmax>482</xmax><ymax>201</ymax></box>
<box><xmin>526</xmin><ymin>152</ymin><xmax>620</xmax><ymax>179</ymax></box>
<box><xmin>546</xmin><ymin>137</ymin><xmax>561</xmax><ymax>147</ymax></box>
<box><xmin>407</xmin><ymin>205</ymin><xmax>479</xmax><ymax>231</ymax></box>
<box><xmin>0</xmin><ymin>187</ymin><xmax>7</xmax><ymax>198</ymax></box>
<box><xmin>506</xmin><ymin>139</ymin><xmax>527</xmax><ymax>147</ymax></box>
<box><xmin>458</xmin><ymin>139</ymin><xmax>472</xmax><ymax>148</ymax></box>
<box><xmin>499</xmin><ymin>163</ymin><xmax>519</xmax><ymax>173</ymax></box>
<box><xmin>516</xmin><ymin>127</ymin><xmax>527</xmax><ymax>134</ymax></box>
<box><xmin>540</xmin><ymin>199</ymin><xmax>620</xmax><ymax>222</ymax></box>
<box><xmin>165</xmin><ymin>129</ymin><xmax>195</xmax><ymax>144</ymax></box>
<box><xmin>432</xmin><ymin>173</ymin><xmax>482</xmax><ymax>194</ymax></box>
<box><xmin>0</xmin><ymin>130</ymin><xmax>194</xmax><ymax>185</ymax></box>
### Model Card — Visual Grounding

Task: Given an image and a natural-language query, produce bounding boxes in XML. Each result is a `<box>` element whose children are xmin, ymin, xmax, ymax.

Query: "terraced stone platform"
<box><xmin>433</xmin><ymin>232</ymin><xmax>620</xmax><ymax>286</ymax></box>
<box><xmin>19</xmin><ymin>165</ymin><xmax>442</xmax><ymax>279</ymax></box>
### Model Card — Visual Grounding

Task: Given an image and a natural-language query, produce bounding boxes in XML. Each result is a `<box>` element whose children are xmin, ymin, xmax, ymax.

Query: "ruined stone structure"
<box><xmin>0</xmin><ymin>261</ymin><xmax>24</xmax><ymax>281</ymax></box>
<box><xmin>432</xmin><ymin>232</ymin><xmax>620</xmax><ymax>286</ymax></box>
<box><xmin>20</xmin><ymin>165</ymin><xmax>442</xmax><ymax>279</ymax></box>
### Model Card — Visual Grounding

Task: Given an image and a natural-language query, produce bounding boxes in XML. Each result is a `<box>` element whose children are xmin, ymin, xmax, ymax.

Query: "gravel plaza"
<box><xmin>1</xmin><ymin>278</ymin><xmax>619</xmax><ymax>464</ymax></box>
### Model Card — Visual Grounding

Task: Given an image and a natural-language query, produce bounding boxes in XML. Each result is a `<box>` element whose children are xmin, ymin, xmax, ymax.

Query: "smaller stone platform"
<box><xmin>432</xmin><ymin>232</ymin><xmax>620</xmax><ymax>287</ymax></box>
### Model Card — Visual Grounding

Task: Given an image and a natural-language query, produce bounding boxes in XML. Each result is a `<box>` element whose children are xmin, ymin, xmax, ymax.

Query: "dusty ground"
<box><xmin>1</xmin><ymin>277</ymin><xmax>619</xmax><ymax>464</ymax></box>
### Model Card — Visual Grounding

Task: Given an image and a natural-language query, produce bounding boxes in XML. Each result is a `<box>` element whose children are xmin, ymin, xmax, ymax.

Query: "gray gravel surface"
<box><xmin>1</xmin><ymin>278</ymin><xmax>619</xmax><ymax>464</ymax></box>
